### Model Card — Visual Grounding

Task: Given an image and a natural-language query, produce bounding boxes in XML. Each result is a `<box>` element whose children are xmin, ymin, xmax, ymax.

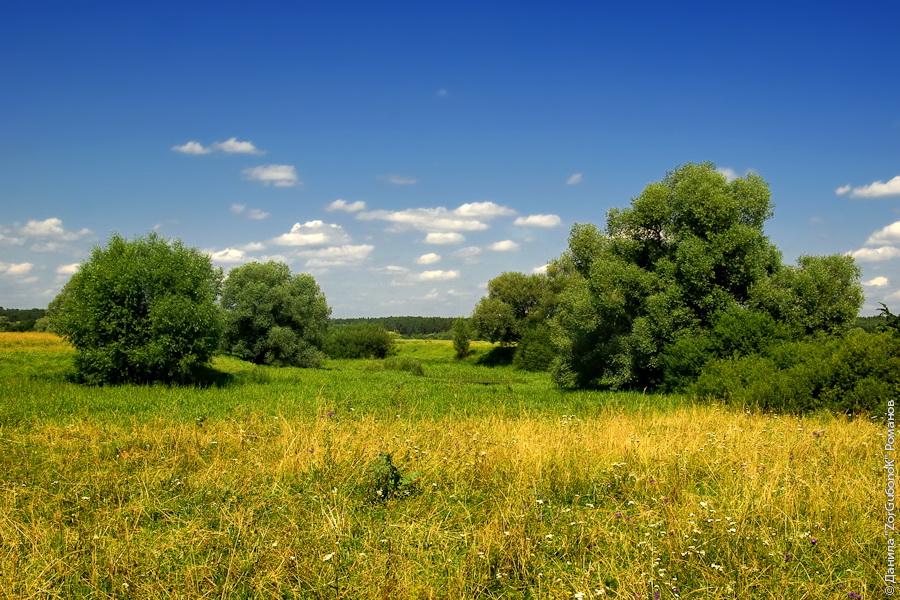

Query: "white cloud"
<box><xmin>717</xmin><ymin>167</ymin><xmax>739</xmax><ymax>182</ymax></box>
<box><xmin>838</xmin><ymin>175</ymin><xmax>900</xmax><ymax>198</ymax></box>
<box><xmin>358</xmin><ymin>202</ymin><xmax>514</xmax><ymax>234</ymax></box>
<box><xmin>20</xmin><ymin>218</ymin><xmax>91</xmax><ymax>241</ymax></box>
<box><xmin>230</xmin><ymin>204</ymin><xmax>268</xmax><ymax>219</ymax></box>
<box><xmin>451</xmin><ymin>246</ymin><xmax>482</xmax><ymax>263</ymax></box>
<box><xmin>453</xmin><ymin>202</ymin><xmax>516</xmax><ymax>218</ymax></box>
<box><xmin>566</xmin><ymin>173</ymin><xmax>583</xmax><ymax>185</ymax></box>
<box><xmin>532</xmin><ymin>264</ymin><xmax>549</xmax><ymax>275</ymax></box>
<box><xmin>0</xmin><ymin>262</ymin><xmax>34</xmax><ymax>275</ymax></box>
<box><xmin>327</xmin><ymin>199</ymin><xmax>367</xmax><ymax>212</ymax></box>
<box><xmin>209</xmin><ymin>248</ymin><xmax>248</xmax><ymax>264</ymax></box>
<box><xmin>414</xmin><ymin>270</ymin><xmax>460</xmax><ymax>282</ymax></box>
<box><xmin>272</xmin><ymin>221</ymin><xmax>351</xmax><ymax>247</ymax></box>
<box><xmin>487</xmin><ymin>240</ymin><xmax>520</xmax><ymax>252</ymax></box>
<box><xmin>56</xmin><ymin>263</ymin><xmax>80</xmax><ymax>275</ymax></box>
<box><xmin>173</xmin><ymin>138</ymin><xmax>263</xmax><ymax>155</ymax></box>
<box><xmin>865</xmin><ymin>221</ymin><xmax>900</xmax><ymax>246</ymax></box>
<box><xmin>835</xmin><ymin>184</ymin><xmax>852</xmax><ymax>196</ymax></box>
<box><xmin>421</xmin><ymin>288</ymin><xmax>440</xmax><ymax>300</ymax></box>
<box><xmin>243</xmin><ymin>164</ymin><xmax>300</xmax><ymax>187</ymax></box>
<box><xmin>212</xmin><ymin>137</ymin><xmax>263</xmax><ymax>154</ymax></box>
<box><xmin>171</xmin><ymin>140</ymin><xmax>212</xmax><ymax>155</ymax></box>
<box><xmin>241</xmin><ymin>242</ymin><xmax>266</xmax><ymax>252</ymax></box>
<box><xmin>851</xmin><ymin>246</ymin><xmax>900</xmax><ymax>262</ymax></box>
<box><xmin>380</xmin><ymin>265</ymin><xmax>410</xmax><ymax>275</ymax></box>
<box><xmin>415</xmin><ymin>253</ymin><xmax>441</xmax><ymax>265</ymax></box>
<box><xmin>864</xmin><ymin>276</ymin><xmax>890</xmax><ymax>287</ymax></box>
<box><xmin>379</xmin><ymin>174</ymin><xmax>417</xmax><ymax>185</ymax></box>
<box><xmin>299</xmin><ymin>244</ymin><xmax>374</xmax><ymax>267</ymax></box>
<box><xmin>425</xmin><ymin>232</ymin><xmax>465</xmax><ymax>245</ymax></box>
<box><xmin>514</xmin><ymin>214</ymin><xmax>562</xmax><ymax>228</ymax></box>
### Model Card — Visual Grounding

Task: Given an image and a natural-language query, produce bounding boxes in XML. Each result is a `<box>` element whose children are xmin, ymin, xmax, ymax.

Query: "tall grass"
<box><xmin>0</xmin><ymin>334</ymin><xmax>880</xmax><ymax>598</ymax></box>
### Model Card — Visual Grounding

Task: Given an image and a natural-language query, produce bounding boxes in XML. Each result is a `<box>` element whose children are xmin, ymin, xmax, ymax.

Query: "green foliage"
<box><xmin>451</xmin><ymin>318</ymin><xmax>471</xmax><ymax>359</ymax></box>
<box><xmin>690</xmin><ymin>330</ymin><xmax>899</xmax><ymax>416</ymax></box>
<box><xmin>383</xmin><ymin>356</ymin><xmax>425</xmax><ymax>376</ymax></box>
<box><xmin>878</xmin><ymin>303</ymin><xmax>900</xmax><ymax>334</ymax></box>
<box><xmin>220</xmin><ymin>261</ymin><xmax>330</xmax><ymax>368</ymax></box>
<box><xmin>325</xmin><ymin>322</ymin><xmax>395</xmax><ymax>359</ymax></box>
<box><xmin>512</xmin><ymin>324</ymin><xmax>555</xmax><ymax>372</ymax></box>
<box><xmin>49</xmin><ymin>233</ymin><xmax>222</xmax><ymax>384</ymax></box>
<box><xmin>549</xmin><ymin>163</ymin><xmax>864</xmax><ymax>391</ymax></box>
<box><xmin>471</xmin><ymin>271</ymin><xmax>553</xmax><ymax>344</ymax></box>
<box><xmin>330</xmin><ymin>316</ymin><xmax>455</xmax><ymax>338</ymax></box>
<box><xmin>0</xmin><ymin>307</ymin><xmax>46</xmax><ymax>332</ymax></box>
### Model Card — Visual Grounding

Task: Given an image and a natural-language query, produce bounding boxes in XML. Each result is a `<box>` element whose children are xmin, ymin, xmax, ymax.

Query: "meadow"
<box><xmin>0</xmin><ymin>333</ymin><xmax>881</xmax><ymax>599</ymax></box>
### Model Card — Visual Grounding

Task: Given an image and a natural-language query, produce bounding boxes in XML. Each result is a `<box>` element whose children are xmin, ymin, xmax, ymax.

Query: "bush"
<box><xmin>690</xmin><ymin>329</ymin><xmax>900</xmax><ymax>416</ymax></box>
<box><xmin>325</xmin><ymin>323</ymin><xmax>395</xmax><ymax>359</ymax></box>
<box><xmin>50</xmin><ymin>233</ymin><xmax>222</xmax><ymax>384</ymax></box>
<box><xmin>451</xmin><ymin>318</ymin><xmax>471</xmax><ymax>359</ymax></box>
<box><xmin>220</xmin><ymin>261</ymin><xmax>330</xmax><ymax>368</ymax></box>
<box><xmin>512</xmin><ymin>324</ymin><xmax>555</xmax><ymax>371</ymax></box>
<box><xmin>384</xmin><ymin>357</ymin><xmax>425</xmax><ymax>376</ymax></box>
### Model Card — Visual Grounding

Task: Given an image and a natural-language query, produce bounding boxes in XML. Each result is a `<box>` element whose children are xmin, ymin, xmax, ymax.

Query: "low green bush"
<box><xmin>690</xmin><ymin>329</ymin><xmax>900</xmax><ymax>416</ymax></box>
<box><xmin>325</xmin><ymin>323</ymin><xmax>395</xmax><ymax>359</ymax></box>
<box><xmin>384</xmin><ymin>356</ymin><xmax>425</xmax><ymax>376</ymax></box>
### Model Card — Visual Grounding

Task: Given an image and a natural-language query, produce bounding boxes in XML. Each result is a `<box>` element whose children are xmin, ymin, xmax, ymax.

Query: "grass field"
<box><xmin>0</xmin><ymin>333</ymin><xmax>881</xmax><ymax>598</ymax></box>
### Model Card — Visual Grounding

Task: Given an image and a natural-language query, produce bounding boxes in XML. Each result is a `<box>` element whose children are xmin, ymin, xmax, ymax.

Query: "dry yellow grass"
<box><xmin>0</xmin><ymin>405</ymin><xmax>879</xmax><ymax>599</ymax></box>
<box><xmin>0</xmin><ymin>331</ymin><xmax>71</xmax><ymax>352</ymax></box>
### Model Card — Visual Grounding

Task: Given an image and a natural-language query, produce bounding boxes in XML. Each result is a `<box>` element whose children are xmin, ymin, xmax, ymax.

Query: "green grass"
<box><xmin>0</xmin><ymin>334</ymin><xmax>881</xmax><ymax>599</ymax></box>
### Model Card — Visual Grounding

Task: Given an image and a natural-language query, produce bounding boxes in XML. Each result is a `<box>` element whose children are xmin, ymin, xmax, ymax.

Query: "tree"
<box><xmin>549</xmin><ymin>162</ymin><xmax>862</xmax><ymax>390</ymax></box>
<box><xmin>50</xmin><ymin>233</ymin><xmax>222</xmax><ymax>384</ymax></box>
<box><xmin>451</xmin><ymin>318</ymin><xmax>472</xmax><ymax>359</ymax></box>
<box><xmin>220</xmin><ymin>261</ymin><xmax>330</xmax><ymax>367</ymax></box>
<box><xmin>471</xmin><ymin>272</ymin><xmax>553</xmax><ymax>344</ymax></box>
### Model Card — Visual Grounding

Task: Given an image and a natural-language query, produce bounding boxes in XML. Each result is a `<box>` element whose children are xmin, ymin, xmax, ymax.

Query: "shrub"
<box><xmin>49</xmin><ymin>233</ymin><xmax>222</xmax><ymax>384</ymax></box>
<box><xmin>690</xmin><ymin>329</ymin><xmax>899</xmax><ymax>416</ymax></box>
<box><xmin>451</xmin><ymin>318</ymin><xmax>471</xmax><ymax>359</ymax></box>
<box><xmin>220</xmin><ymin>261</ymin><xmax>330</xmax><ymax>368</ymax></box>
<box><xmin>325</xmin><ymin>323</ymin><xmax>395</xmax><ymax>359</ymax></box>
<box><xmin>512</xmin><ymin>324</ymin><xmax>555</xmax><ymax>371</ymax></box>
<box><xmin>384</xmin><ymin>357</ymin><xmax>425</xmax><ymax>376</ymax></box>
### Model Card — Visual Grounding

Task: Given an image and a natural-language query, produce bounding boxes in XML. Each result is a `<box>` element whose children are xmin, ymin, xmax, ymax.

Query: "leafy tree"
<box><xmin>451</xmin><ymin>318</ymin><xmax>472</xmax><ymax>359</ymax></box>
<box><xmin>50</xmin><ymin>233</ymin><xmax>222</xmax><ymax>384</ymax></box>
<box><xmin>471</xmin><ymin>271</ymin><xmax>553</xmax><ymax>344</ymax></box>
<box><xmin>549</xmin><ymin>163</ymin><xmax>862</xmax><ymax>390</ymax></box>
<box><xmin>324</xmin><ymin>322</ymin><xmax>394</xmax><ymax>359</ymax></box>
<box><xmin>220</xmin><ymin>261</ymin><xmax>330</xmax><ymax>367</ymax></box>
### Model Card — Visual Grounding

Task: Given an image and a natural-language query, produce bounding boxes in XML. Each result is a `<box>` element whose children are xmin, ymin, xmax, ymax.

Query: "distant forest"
<box><xmin>329</xmin><ymin>316</ymin><xmax>457</xmax><ymax>338</ymax></box>
<box><xmin>0</xmin><ymin>306</ymin><xmax>887</xmax><ymax>337</ymax></box>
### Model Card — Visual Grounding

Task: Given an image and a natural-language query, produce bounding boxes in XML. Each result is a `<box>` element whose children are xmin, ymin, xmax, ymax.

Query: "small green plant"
<box><xmin>384</xmin><ymin>356</ymin><xmax>425</xmax><ymax>376</ymax></box>
<box><xmin>451</xmin><ymin>318</ymin><xmax>472</xmax><ymax>359</ymax></box>
<box><xmin>365</xmin><ymin>452</ymin><xmax>419</xmax><ymax>501</ymax></box>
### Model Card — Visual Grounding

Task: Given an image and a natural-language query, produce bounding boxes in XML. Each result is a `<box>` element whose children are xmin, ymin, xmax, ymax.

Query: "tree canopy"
<box><xmin>50</xmin><ymin>233</ymin><xmax>222</xmax><ymax>384</ymax></box>
<box><xmin>547</xmin><ymin>163</ymin><xmax>863</xmax><ymax>390</ymax></box>
<box><xmin>220</xmin><ymin>261</ymin><xmax>331</xmax><ymax>367</ymax></box>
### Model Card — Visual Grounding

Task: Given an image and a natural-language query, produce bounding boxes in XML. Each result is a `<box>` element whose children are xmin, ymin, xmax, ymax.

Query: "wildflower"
<box><xmin>322</xmin><ymin>552</ymin><xmax>335</xmax><ymax>562</ymax></box>
<box><xmin>810</xmin><ymin>538</ymin><xmax>818</xmax><ymax>545</ymax></box>
<box><xmin>848</xmin><ymin>593</ymin><xmax>861</xmax><ymax>599</ymax></box>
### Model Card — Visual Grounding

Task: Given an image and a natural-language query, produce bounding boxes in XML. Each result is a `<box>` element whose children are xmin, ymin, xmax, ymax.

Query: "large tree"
<box><xmin>50</xmin><ymin>233</ymin><xmax>223</xmax><ymax>384</ymax></box>
<box><xmin>220</xmin><ymin>261</ymin><xmax>330</xmax><ymax>367</ymax></box>
<box><xmin>471</xmin><ymin>271</ymin><xmax>554</xmax><ymax>344</ymax></box>
<box><xmin>549</xmin><ymin>162</ymin><xmax>862</xmax><ymax>389</ymax></box>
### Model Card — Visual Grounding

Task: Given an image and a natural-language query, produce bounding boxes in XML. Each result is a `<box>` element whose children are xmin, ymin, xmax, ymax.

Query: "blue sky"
<box><xmin>1</xmin><ymin>1</ymin><xmax>898</xmax><ymax>317</ymax></box>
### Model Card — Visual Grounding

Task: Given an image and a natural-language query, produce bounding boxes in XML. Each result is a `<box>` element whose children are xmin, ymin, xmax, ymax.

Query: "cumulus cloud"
<box><xmin>379</xmin><ymin>174</ymin><xmax>417</xmax><ymax>185</ymax></box>
<box><xmin>358</xmin><ymin>201</ymin><xmax>514</xmax><ymax>233</ymax></box>
<box><xmin>837</xmin><ymin>175</ymin><xmax>900</xmax><ymax>198</ymax></box>
<box><xmin>514</xmin><ymin>214</ymin><xmax>561</xmax><ymax>228</ymax></box>
<box><xmin>299</xmin><ymin>244</ymin><xmax>374</xmax><ymax>268</ymax></box>
<box><xmin>425</xmin><ymin>232</ymin><xmax>465</xmax><ymax>245</ymax></box>
<box><xmin>380</xmin><ymin>265</ymin><xmax>410</xmax><ymax>275</ymax></box>
<box><xmin>208</xmin><ymin>248</ymin><xmax>248</xmax><ymax>264</ymax></box>
<box><xmin>487</xmin><ymin>240</ymin><xmax>520</xmax><ymax>252</ymax></box>
<box><xmin>243</xmin><ymin>164</ymin><xmax>300</xmax><ymax>187</ymax></box>
<box><xmin>55</xmin><ymin>263</ymin><xmax>80</xmax><ymax>275</ymax></box>
<box><xmin>566</xmin><ymin>173</ymin><xmax>583</xmax><ymax>185</ymax></box>
<box><xmin>716</xmin><ymin>167</ymin><xmax>739</xmax><ymax>181</ymax></box>
<box><xmin>20</xmin><ymin>218</ymin><xmax>91</xmax><ymax>241</ymax></box>
<box><xmin>272</xmin><ymin>221</ymin><xmax>351</xmax><ymax>247</ymax></box>
<box><xmin>451</xmin><ymin>246</ymin><xmax>482</xmax><ymax>263</ymax></box>
<box><xmin>851</xmin><ymin>246</ymin><xmax>900</xmax><ymax>262</ymax></box>
<box><xmin>414</xmin><ymin>270</ymin><xmax>460</xmax><ymax>282</ymax></box>
<box><xmin>864</xmin><ymin>276</ymin><xmax>890</xmax><ymax>287</ymax></box>
<box><xmin>172</xmin><ymin>137</ymin><xmax>263</xmax><ymax>155</ymax></box>
<box><xmin>327</xmin><ymin>199</ymin><xmax>367</xmax><ymax>212</ymax></box>
<box><xmin>230</xmin><ymin>204</ymin><xmax>269</xmax><ymax>219</ymax></box>
<box><xmin>532</xmin><ymin>264</ymin><xmax>549</xmax><ymax>275</ymax></box>
<box><xmin>865</xmin><ymin>221</ymin><xmax>900</xmax><ymax>246</ymax></box>
<box><xmin>415</xmin><ymin>253</ymin><xmax>441</xmax><ymax>265</ymax></box>
<box><xmin>0</xmin><ymin>262</ymin><xmax>34</xmax><ymax>275</ymax></box>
